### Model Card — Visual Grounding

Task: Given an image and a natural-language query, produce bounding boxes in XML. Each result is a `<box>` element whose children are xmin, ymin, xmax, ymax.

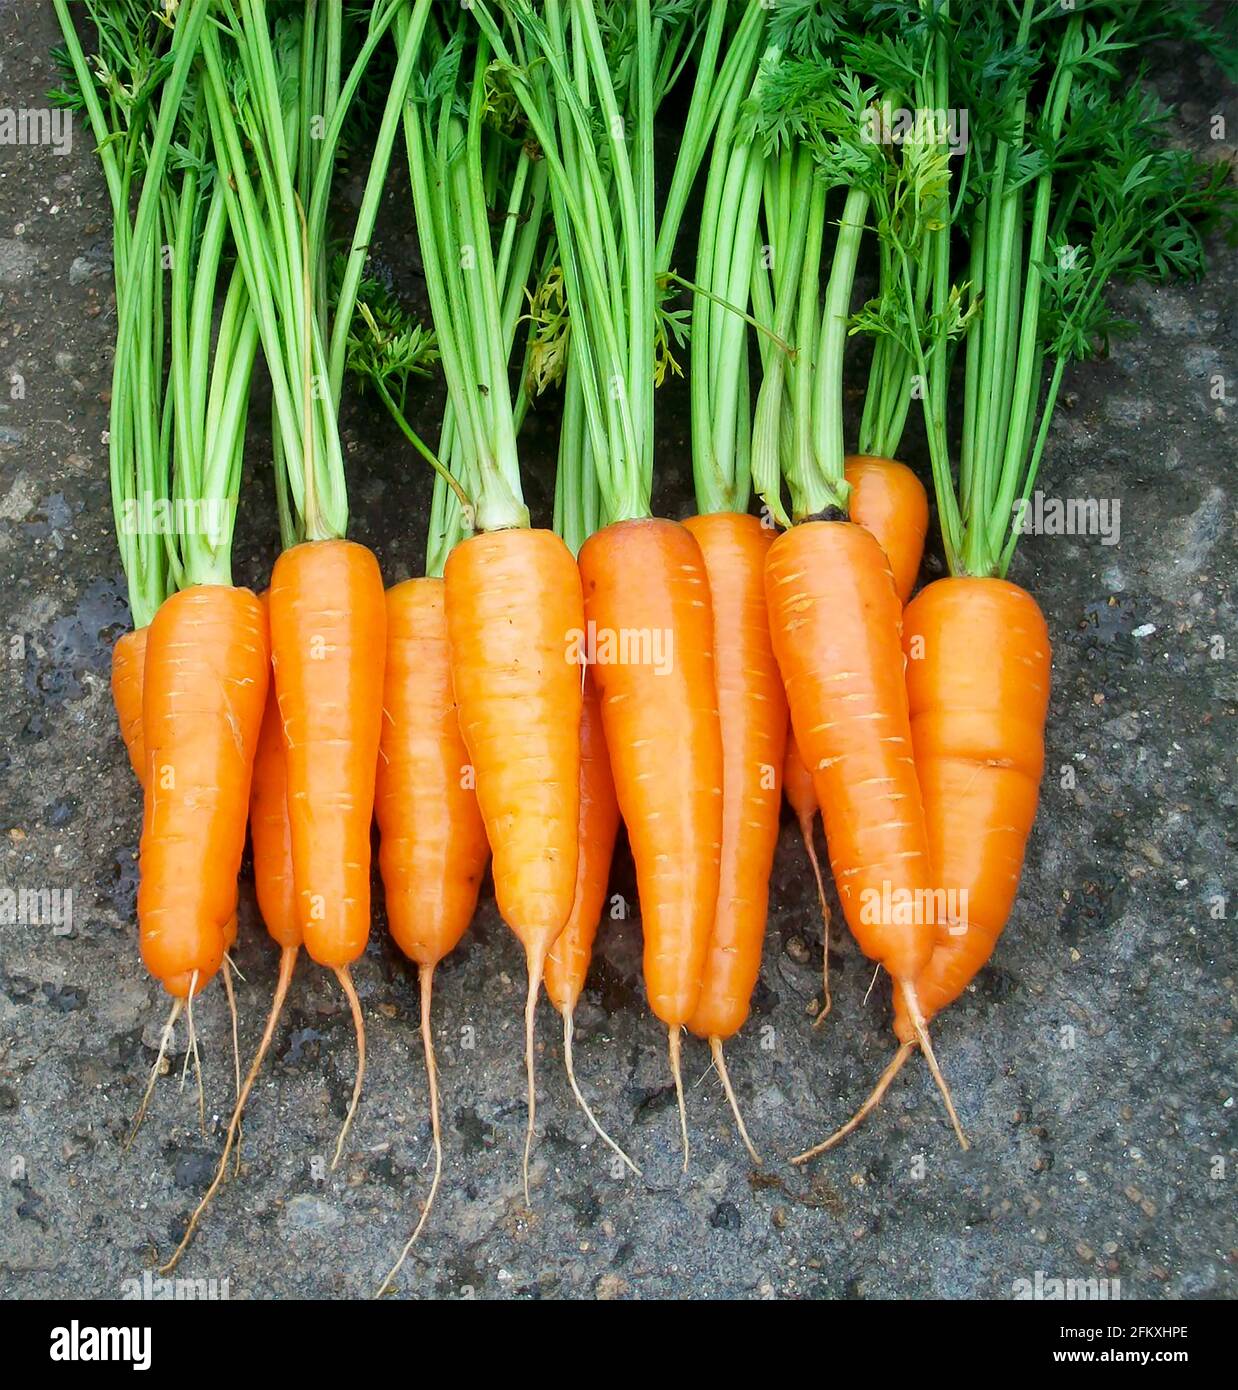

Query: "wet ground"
<box><xmin>1</xmin><ymin>6</ymin><xmax>1235</xmax><ymax>1300</ymax></box>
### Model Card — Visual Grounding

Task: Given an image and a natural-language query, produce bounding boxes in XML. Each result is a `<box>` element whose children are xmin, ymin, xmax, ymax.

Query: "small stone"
<box><xmin>785</xmin><ymin>936</ymin><xmax>810</xmax><ymax>964</ymax></box>
<box><xmin>710</xmin><ymin>1201</ymin><xmax>742</xmax><ymax>1232</ymax></box>
<box><xmin>282</xmin><ymin>1194</ymin><xmax>344</xmax><ymax>1232</ymax></box>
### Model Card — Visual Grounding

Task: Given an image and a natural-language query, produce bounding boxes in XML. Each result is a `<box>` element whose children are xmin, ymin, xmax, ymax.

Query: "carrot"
<box><xmin>578</xmin><ymin>518</ymin><xmax>724</xmax><ymax>1166</ymax></box>
<box><xmin>787</xmin><ymin>3</ymin><xmax>1082</xmax><ymax>1155</ymax></box>
<box><xmin>249</xmin><ymin>665</ymin><xmax>301</xmax><ymax>955</ymax></box>
<box><xmin>543</xmin><ymin>676</ymin><xmax>618</xmax><ymax>1021</ymax></box>
<box><xmin>478</xmin><ymin>0</ymin><xmax>733</xmax><ymax>1171</ymax></box>
<box><xmin>61</xmin><ymin>0</ymin><xmax>253</xmax><ymax>1142</ymax></box>
<box><xmin>394</xmin><ymin>2</ymin><xmax>584</xmax><ymax>1205</ymax></box>
<box><xmin>766</xmin><ymin>521</ymin><xmax>964</xmax><ymax>1149</ymax></box>
<box><xmin>735</xmin><ymin>53</ymin><xmax>970</xmax><ymax>1154</ymax></box>
<box><xmin>445</xmin><ymin>528</ymin><xmax>583</xmax><ymax>1198</ymax></box>
<box><xmin>764</xmin><ymin>526</ymin><xmax>929</xmax><ymax>983</ymax></box>
<box><xmin>159</xmin><ymin>594</ymin><xmax>302</xmax><ymax>1275</ymax></box>
<box><xmin>784</xmin><ymin>456</ymin><xmax>930</xmax><ymax>1024</ymax></box>
<box><xmin>543</xmin><ymin>672</ymin><xmax>637</xmax><ymax>1177</ymax></box>
<box><xmin>682</xmin><ymin>513</ymin><xmax>785</xmax><ymax>1164</ymax></box>
<box><xmin>891</xmin><ymin>579</ymin><xmax>1051</xmax><ymax>1039</ymax></box>
<box><xmin>374</xmin><ymin>576</ymin><xmax>490</xmax><ymax>1293</ymax></box>
<box><xmin>269</xmin><ymin>538</ymin><xmax>386</xmax><ymax>1167</ymax></box>
<box><xmin>803</xmin><ymin>585</ymin><xmax>1048</xmax><ymax>1160</ymax></box>
<box><xmin>138</xmin><ymin>584</ymin><xmax>268</xmax><ymax>998</ymax></box>
<box><xmin>845</xmin><ymin>456</ymin><xmax>928</xmax><ymax>607</ymax></box>
<box><xmin>111</xmin><ymin>627</ymin><xmax>148</xmax><ymax>783</ymax></box>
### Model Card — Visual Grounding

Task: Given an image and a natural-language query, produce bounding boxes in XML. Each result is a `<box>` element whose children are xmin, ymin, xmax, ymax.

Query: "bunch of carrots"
<box><xmin>58</xmin><ymin>0</ymin><xmax>1234</xmax><ymax>1291</ymax></box>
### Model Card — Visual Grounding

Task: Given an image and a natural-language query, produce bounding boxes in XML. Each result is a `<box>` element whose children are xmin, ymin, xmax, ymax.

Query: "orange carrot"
<box><xmin>543</xmin><ymin>671</ymin><xmax>636</xmax><ymax>1176</ymax></box>
<box><xmin>791</xmin><ymin>580</ymin><xmax>1049</xmax><ymax>1162</ymax></box>
<box><xmin>766</xmin><ymin>521</ymin><xmax>965</xmax><ymax>1151</ymax></box>
<box><xmin>375</xmin><ymin>576</ymin><xmax>489</xmax><ymax>1292</ymax></box>
<box><xmin>378</xmin><ymin>578</ymin><xmax>489</xmax><ymax>974</ymax></box>
<box><xmin>444</xmin><ymin>527</ymin><xmax>583</xmax><ymax>1199</ymax></box>
<box><xmin>845</xmin><ymin>455</ymin><xmax>928</xmax><ymax>606</ymax></box>
<box><xmin>138</xmin><ymin>585</ymin><xmax>268</xmax><ymax>999</ymax></box>
<box><xmin>111</xmin><ymin>627</ymin><xmax>148</xmax><ymax>783</ymax></box>
<box><xmin>784</xmin><ymin>457</ymin><xmax>930</xmax><ymax>1023</ymax></box>
<box><xmin>161</xmin><ymin>642</ymin><xmax>301</xmax><ymax>1275</ymax></box>
<box><xmin>544</xmin><ymin>675</ymin><xmax>619</xmax><ymax>1020</ymax></box>
<box><xmin>577</xmin><ymin>517</ymin><xmax>724</xmax><ymax>1165</ymax></box>
<box><xmin>269</xmin><ymin>538</ymin><xmax>386</xmax><ymax>1166</ymax></box>
<box><xmin>892</xmin><ymin>578</ymin><xmax>1051</xmax><ymax>1038</ymax></box>
<box><xmin>682</xmin><ymin>512</ymin><xmax>785</xmax><ymax>1163</ymax></box>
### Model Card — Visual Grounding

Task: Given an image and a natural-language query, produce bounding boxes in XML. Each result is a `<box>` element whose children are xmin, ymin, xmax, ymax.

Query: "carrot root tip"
<box><xmin>158</xmin><ymin>945</ymin><xmax>298</xmax><ymax>1276</ymax></box>
<box><xmin>330</xmin><ymin>965</ymin><xmax>366</xmax><ymax>1172</ymax></box>
<box><xmin>562</xmin><ymin>1009</ymin><xmax>641</xmax><ymax>1178</ymax></box>
<box><xmin>901</xmin><ymin>984</ymin><xmax>969</xmax><ymax>1151</ymax></box>
<box><xmin>521</xmin><ymin>948</ymin><xmax>547</xmax><ymax>1208</ymax></box>
<box><xmin>667</xmin><ymin>1025</ymin><xmax>689</xmax><ymax>1172</ymax></box>
<box><xmin>800</xmin><ymin>814</ymin><xmax>832</xmax><ymax>1028</ymax></box>
<box><xmin>791</xmin><ymin>1038</ymin><xmax>916</xmax><ymax>1164</ymax></box>
<box><xmin>376</xmin><ymin>963</ymin><xmax>444</xmax><ymax>1299</ymax></box>
<box><xmin>710</xmin><ymin>1037</ymin><xmax>761</xmax><ymax>1166</ymax></box>
<box><xmin>124</xmin><ymin>996</ymin><xmax>184</xmax><ymax>1152</ymax></box>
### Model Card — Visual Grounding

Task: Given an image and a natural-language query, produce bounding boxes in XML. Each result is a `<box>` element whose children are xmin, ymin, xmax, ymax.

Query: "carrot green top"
<box><xmin>476</xmin><ymin>0</ymin><xmax>772</xmax><ymax>533</ymax></box>
<box><xmin>393</xmin><ymin>0</ymin><xmax>557</xmax><ymax>550</ymax></box>
<box><xmin>738</xmin><ymin>3</ymin><xmax>958</xmax><ymax>529</ymax></box>
<box><xmin>200</xmin><ymin>0</ymin><xmax>412</xmax><ymax>548</ymax></box>
<box><xmin>54</xmin><ymin>0</ymin><xmax>260</xmax><ymax>616</ymax></box>
<box><xmin>882</xmin><ymin>0</ymin><xmax>1235</xmax><ymax>578</ymax></box>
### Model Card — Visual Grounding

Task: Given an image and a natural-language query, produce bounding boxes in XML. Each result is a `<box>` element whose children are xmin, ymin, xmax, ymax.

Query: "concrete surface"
<box><xmin>1</xmin><ymin>6</ymin><xmax>1234</xmax><ymax>1300</ymax></box>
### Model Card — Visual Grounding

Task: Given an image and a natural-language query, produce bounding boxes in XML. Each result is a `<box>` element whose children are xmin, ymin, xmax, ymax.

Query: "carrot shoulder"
<box><xmin>844</xmin><ymin>455</ymin><xmax>928</xmax><ymax>606</ymax></box>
